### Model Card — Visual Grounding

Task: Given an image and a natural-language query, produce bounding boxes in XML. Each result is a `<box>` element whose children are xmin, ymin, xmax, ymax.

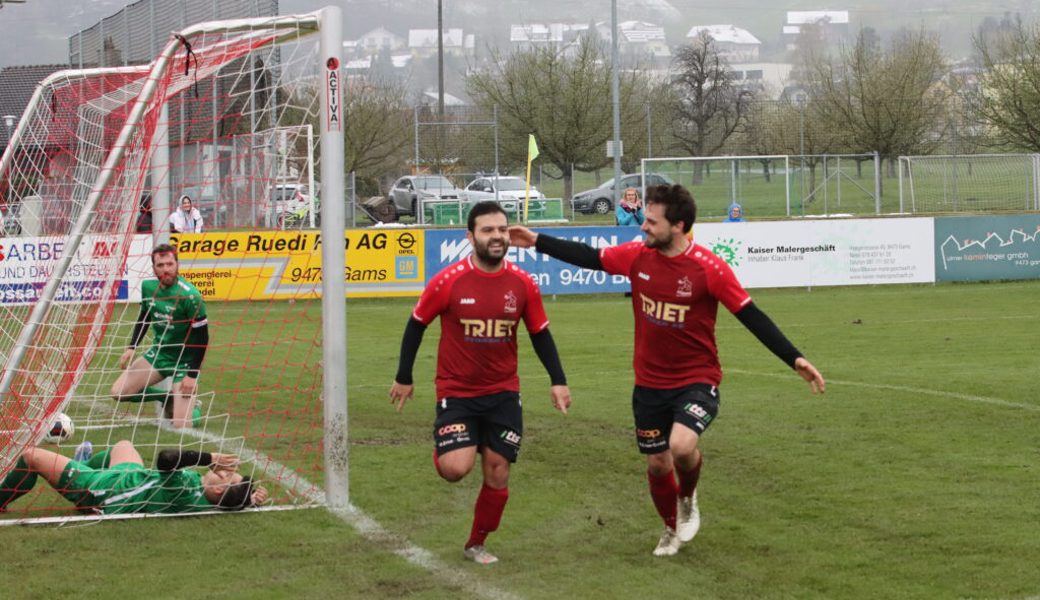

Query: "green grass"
<box><xmin>3</xmin><ymin>281</ymin><xmax>1040</xmax><ymax>599</ymax></box>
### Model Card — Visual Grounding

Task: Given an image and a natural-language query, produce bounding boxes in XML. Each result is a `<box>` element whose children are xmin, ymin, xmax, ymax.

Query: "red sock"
<box><xmin>466</xmin><ymin>484</ymin><xmax>509</xmax><ymax>548</ymax></box>
<box><xmin>647</xmin><ymin>470</ymin><xmax>678</xmax><ymax>530</ymax></box>
<box><xmin>677</xmin><ymin>454</ymin><xmax>703</xmax><ymax>499</ymax></box>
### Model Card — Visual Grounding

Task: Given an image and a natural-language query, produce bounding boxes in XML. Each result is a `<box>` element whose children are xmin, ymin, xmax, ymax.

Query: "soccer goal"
<box><xmin>898</xmin><ymin>153</ymin><xmax>1040</xmax><ymax>214</ymax></box>
<box><xmin>0</xmin><ymin>8</ymin><xmax>346</xmax><ymax>522</ymax></box>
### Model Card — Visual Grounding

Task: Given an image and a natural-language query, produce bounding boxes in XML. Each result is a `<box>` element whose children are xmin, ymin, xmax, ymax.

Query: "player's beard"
<box><xmin>643</xmin><ymin>230</ymin><xmax>673</xmax><ymax>249</ymax></box>
<box><xmin>158</xmin><ymin>267</ymin><xmax>179</xmax><ymax>288</ymax></box>
<box><xmin>473</xmin><ymin>237</ymin><xmax>508</xmax><ymax>266</ymax></box>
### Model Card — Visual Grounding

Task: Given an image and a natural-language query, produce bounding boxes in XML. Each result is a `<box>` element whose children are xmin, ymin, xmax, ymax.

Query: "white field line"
<box><xmin>725</xmin><ymin>368</ymin><xmax>1040</xmax><ymax>412</ymax></box>
<box><xmin>2</xmin><ymin>412</ymin><xmax>522</xmax><ymax>600</ymax></box>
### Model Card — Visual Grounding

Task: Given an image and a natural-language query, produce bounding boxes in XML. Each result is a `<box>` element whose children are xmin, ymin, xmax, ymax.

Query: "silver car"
<box><xmin>463</xmin><ymin>176</ymin><xmax>545</xmax><ymax>211</ymax></box>
<box><xmin>570</xmin><ymin>172</ymin><xmax>674</xmax><ymax>215</ymax></box>
<box><xmin>388</xmin><ymin>175</ymin><xmax>463</xmax><ymax>217</ymax></box>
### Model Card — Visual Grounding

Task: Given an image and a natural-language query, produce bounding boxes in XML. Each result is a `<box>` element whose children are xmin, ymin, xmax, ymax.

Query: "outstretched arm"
<box><xmin>529</xmin><ymin>328</ymin><xmax>571</xmax><ymax>414</ymax></box>
<box><xmin>156</xmin><ymin>449</ymin><xmax>239</xmax><ymax>472</ymax></box>
<box><xmin>734</xmin><ymin>302</ymin><xmax>825</xmax><ymax>394</ymax></box>
<box><xmin>508</xmin><ymin>226</ymin><xmax>603</xmax><ymax>270</ymax></box>
<box><xmin>390</xmin><ymin>317</ymin><xmax>427</xmax><ymax>412</ymax></box>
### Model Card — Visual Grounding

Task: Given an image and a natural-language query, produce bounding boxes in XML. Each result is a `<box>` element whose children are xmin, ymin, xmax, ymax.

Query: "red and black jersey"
<box><xmin>412</xmin><ymin>257</ymin><xmax>549</xmax><ymax>400</ymax></box>
<box><xmin>600</xmin><ymin>241</ymin><xmax>751</xmax><ymax>388</ymax></box>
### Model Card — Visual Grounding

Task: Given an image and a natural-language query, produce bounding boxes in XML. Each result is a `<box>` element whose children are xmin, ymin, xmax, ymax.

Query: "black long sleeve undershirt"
<box><xmin>734</xmin><ymin>302</ymin><xmax>803</xmax><ymax>368</ymax></box>
<box><xmin>529</xmin><ymin>328</ymin><xmax>567</xmax><ymax>386</ymax></box>
<box><xmin>186</xmin><ymin>323</ymin><xmax>209</xmax><ymax>377</ymax></box>
<box><xmin>394</xmin><ymin>317</ymin><xmax>428</xmax><ymax>385</ymax></box>
<box><xmin>128</xmin><ymin>304</ymin><xmax>150</xmax><ymax>349</ymax></box>
<box><xmin>156</xmin><ymin>449</ymin><xmax>213</xmax><ymax>472</ymax></box>
<box><xmin>535</xmin><ymin>234</ymin><xmax>604</xmax><ymax>270</ymax></box>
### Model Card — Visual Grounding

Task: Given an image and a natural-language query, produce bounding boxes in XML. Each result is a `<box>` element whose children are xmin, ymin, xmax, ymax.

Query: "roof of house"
<box><xmin>686</xmin><ymin>25</ymin><xmax>761</xmax><ymax>45</ymax></box>
<box><xmin>409</xmin><ymin>28</ymin><xmax>464</xmax><ymax>48</ymax></box>
<box><xmin>786</xmin><ymin>11</ymin><xmax>850</xmax><ymax>25</ymax></box>
<box><xmin>0</xmin><ymin>64</ymin><xmax>67</xmax><ymax>147</ymax></box>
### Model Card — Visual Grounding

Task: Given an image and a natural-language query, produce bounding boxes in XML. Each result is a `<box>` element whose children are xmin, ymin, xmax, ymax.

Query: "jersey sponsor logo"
<box><xmin>639</xmin><ymin>293</ymin><xmax>690</xmax><ymax>324</ymax></box>
<box><xmin>438</xmin><ymin>423</ymin><xmax>467</xmax><ymax>435</ymax></box>
<box><xmin>637</xmin><ymin>428</ymin><xmax>662</xmax><ymax>439</ymax></box>
<box><xmin>460</xmin><ymin>318</ymin><xmax>517</xmax><ymax>339</ymax></box>
<box><xmin>500</xmin><ymin>430</ymin><xmax>522</xmax><ymax>447</ymax></box>
<box><xmin>460</xmin><ymin>298</ymin><xmax>476</xmax><ymax>304</ymax></box>
<box><xmin>637</xmin><ymin>272</ymin><xmax>650</xmax><ymax>281</ymax></box>
<box><xmin>676</xmin><ymin>276</ymin><xmax>692</xmax><ymax>298</ymax></box>
<box><xmin>504</xmin><ymin>290</ymin><xmax>518</xmax><ymax>314</ymax></box>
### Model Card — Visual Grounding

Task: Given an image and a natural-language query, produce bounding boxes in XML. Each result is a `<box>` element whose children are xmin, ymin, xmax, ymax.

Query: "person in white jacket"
<box><xmin>170</xmin><ymin>195</ymin><xmax>203</xmax><ymax>233</ymax></box>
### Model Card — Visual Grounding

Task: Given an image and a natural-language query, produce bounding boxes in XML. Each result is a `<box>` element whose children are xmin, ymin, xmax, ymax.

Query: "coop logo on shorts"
<box><xmin>636</xmin><ymin>428</ymin><xmax>662</xmax><ymax>439</ymax></box>
<box><xmin>438</xmin><ymin>423</ymin><xmax>468</xmax><ymax>436</ymax></box>
<box><xmin>500</xmin><ymin>430</ymin><xmax>522</xmax><ymax>448</ymax></box>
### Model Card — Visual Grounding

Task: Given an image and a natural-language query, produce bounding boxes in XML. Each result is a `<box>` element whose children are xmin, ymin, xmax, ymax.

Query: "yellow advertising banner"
<box><xmin>168</xmin><ymin>229</ymin><xmax>425</xmax><ymax>300</ymax></box>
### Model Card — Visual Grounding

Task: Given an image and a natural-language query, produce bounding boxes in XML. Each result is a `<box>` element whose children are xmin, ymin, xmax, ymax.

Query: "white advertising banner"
<box><xmin>694</xmin><ymin>218</ymin><xmax>935</xmax><ymax>288</ymax></box>
<box><xmin>0</xmin><ymin>234</ymin><xmax>153</xmax><ymax>305</ymax></box>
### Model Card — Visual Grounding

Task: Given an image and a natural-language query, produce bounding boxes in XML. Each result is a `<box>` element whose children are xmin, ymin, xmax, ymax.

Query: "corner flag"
<box><xmin>528</xmin><ymin>134</ymin><xmax>539</xmax><ymax>162</ymax></box>
<box><xmin>524</xmin><ymin>134</ymin><xmax>539</xmax><ymax>222</ymax></box>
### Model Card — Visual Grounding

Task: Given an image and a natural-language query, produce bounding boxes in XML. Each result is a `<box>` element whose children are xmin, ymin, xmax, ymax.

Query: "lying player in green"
<box><xmin>0</xmin><ymin>440</ymin><xmax>266</xmax><ymax>514</ymax></box>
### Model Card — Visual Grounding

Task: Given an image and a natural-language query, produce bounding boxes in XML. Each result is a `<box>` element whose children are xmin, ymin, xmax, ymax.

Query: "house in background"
<box><xmin>685</xmin><ymin>24</ymin><xmax>762</xmax><ymax>63</ymax></box>
<box><xmin>354</xmin><ymin>26</ymin><xmax>406</xmax><ymax>57</ymax></box>
<box><xmin>783</xmin><ymin>10</ymin><xmax>850</xmax><ymax>51</ymax></box>
<box><xmin>409</xmin><ymin>28</ymin><xmax>473</xmax><ymax>59</ymax></box>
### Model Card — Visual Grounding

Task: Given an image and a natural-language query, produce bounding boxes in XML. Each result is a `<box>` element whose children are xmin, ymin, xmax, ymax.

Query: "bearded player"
<box><xmin>390</xmin><ymin>201</ymin><xmax>571</xmax><ymax>565</ymax></box>
<box><xmin>111</xmin><ymin>243</ymin><xmax>208</xmax><ymax>429</ymax></box>
<box><xmin>510</xmin><ymin>184</ymin><xmax>824</xmax><ymax>556</ymax></box>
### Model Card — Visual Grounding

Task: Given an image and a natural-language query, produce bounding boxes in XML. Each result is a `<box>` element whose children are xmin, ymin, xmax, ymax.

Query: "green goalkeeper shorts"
<box><xmin>143</xmin><ymin>346</ymin><xmax>192</xmax><ymax>383</ymax></box>
<box><xmin>57</xmin><ymin>462</ymin><xmax>147</xmax><ymax>511</ymax></box>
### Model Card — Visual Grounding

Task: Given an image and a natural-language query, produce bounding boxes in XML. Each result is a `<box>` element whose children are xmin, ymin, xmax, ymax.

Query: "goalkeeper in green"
<box><xmin>0</xmin><ymin>440</ymin><xmax>267</xmax><ymax>514</ymax></box>
<box><xmin>111</xmin><ymin>243</ymin><xmax>208</xmax><ymax>428</ymax></box>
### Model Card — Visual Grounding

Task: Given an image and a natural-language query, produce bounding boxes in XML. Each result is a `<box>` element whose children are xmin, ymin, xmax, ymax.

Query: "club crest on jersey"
<box><xmin>504</xmin><ymin>290</ymin><xmax>518</xmax><ymax>314</ymax></box>
<box><xmin>676</xmin><ymin>276</ymin><xmax>692</xmax><ymax>298</ymax></box>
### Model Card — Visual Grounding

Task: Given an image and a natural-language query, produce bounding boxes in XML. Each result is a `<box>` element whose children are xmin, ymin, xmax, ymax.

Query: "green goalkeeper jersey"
<box><xmin>141</xmin><ymin>276</ymin><xmax>208</xmax><ymax>356</ymax></box>
<box><xmin>63</xmin><ymin>463</ymin><xmax>213</xmax><ymax>514</ymax></box>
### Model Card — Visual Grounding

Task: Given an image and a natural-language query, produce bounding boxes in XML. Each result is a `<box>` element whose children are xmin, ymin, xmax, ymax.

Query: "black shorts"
<box><xmin>632</xmin><ymin>383</ymin><xmax>720</xmax><ymax>454</ymax></box>
<box><xmin>433</xmin><ymin>391</ymin><xmax>524</xmax><ymax>463</ymax></box>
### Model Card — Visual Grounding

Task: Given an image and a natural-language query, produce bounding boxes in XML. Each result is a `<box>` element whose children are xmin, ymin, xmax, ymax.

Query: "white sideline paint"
<box><xmin>2</xmin><ymin>413</ymin><xmax>522</xmax><ymax>600</ymax></box>
<box><xmin>727</xmin><ymin>369</ymin><xmax>1040</xmax><ymax>412</ymax></box>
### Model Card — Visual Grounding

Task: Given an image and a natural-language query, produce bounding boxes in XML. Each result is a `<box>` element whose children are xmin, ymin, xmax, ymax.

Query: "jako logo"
<box><xmin>460</xmin><ymin>298</ymin><xmax>476</xmax><ymax>304</ymax></box>
<box><xmin>438</xmin><ymin>423</ymin><xmax>467</xmax><ymax>435</ymax></box>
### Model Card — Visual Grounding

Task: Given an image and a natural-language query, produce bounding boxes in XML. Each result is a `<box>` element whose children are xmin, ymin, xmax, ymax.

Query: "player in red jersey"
<box><xmin>390</xmin><ymin>201</ymin><xmax>572</xmax><ymax>565</ymax></box>
<box><xmin>510</xmin><ymin>184</ymin><xmax>824</xmax><ymax>556</ymax></box>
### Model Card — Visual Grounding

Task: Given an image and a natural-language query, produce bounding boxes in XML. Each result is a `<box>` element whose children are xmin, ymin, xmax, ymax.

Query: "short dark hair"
<box><xmin>645</xmin><ymin>184</ymin><xmax>696</xmax><ymax>233</ymax></box>
<box><xmin>151</xmin><ymin>243</ymin><xmax>178</xmax><ymax>265</ymax></box>
<box><xmin>216</xmin><ymin>475</ymin><xmax>256</xmax><ymax>511</ymax></box>
<box><xmin>467</xmin><ymin>200</ymin><xmax>508</xmax><ymax>232</ymax></box>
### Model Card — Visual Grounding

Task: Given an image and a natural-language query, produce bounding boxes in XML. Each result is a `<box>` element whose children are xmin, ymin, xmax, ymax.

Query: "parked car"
<box><xmin>388</xmin><ymin>175</ymin><xmax>463</xmax><ymax>217</ymax></box>
<box><xmin>267</xmin><ymin>183</ymin><xmax>316</xmax><ymax>228</ymax></box>
<box><xmin>463</xmin><ymin>176</ymin><xmax>545</xmax><ymax>204</ymax></box>
<box><xmin>570</xmin><ymin>172</ymin><xmax>675</xmax><ymax>215</ymax></box>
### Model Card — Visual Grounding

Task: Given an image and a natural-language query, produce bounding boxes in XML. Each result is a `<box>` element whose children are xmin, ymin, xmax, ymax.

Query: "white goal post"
<box><xmin>0</xmin><ymin>7</ymin><xmax>346</xmax><ymax>521</ymax></box>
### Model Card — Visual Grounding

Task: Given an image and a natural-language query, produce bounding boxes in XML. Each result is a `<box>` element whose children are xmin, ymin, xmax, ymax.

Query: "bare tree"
<box><xmin>971</xmin><ymin>18</ymin><xmax>1040</xmax><ymax>151</ymax></box>
<box><xmin>466</xmin><ymin>36</ymin><xmax>650</xmax><ymax>200</ymax></box>
<box><xmin>344</xmin><ymin>78</ymin><xmax>413</xmax><ymax>194</ymax></box>
<box><xmin>669</xmin><ymin>33</ymin><xmax>755</xmax><ymax>169</ymax></box>
<box><xmin>806</xmin><ymin>28</ymin><xmax>949</xmax><ymax>183</ymax></box>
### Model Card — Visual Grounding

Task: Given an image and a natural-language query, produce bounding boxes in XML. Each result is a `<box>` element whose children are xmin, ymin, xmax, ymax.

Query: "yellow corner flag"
<box><xmin>527</xmin><ymin>134</ymin><xmax>539</xmax><ymax>162</ymax></box>
<box><xmin>525</xmin><ymin>134</ymin><xmax>539</xmax><ymax>223</ymax></box>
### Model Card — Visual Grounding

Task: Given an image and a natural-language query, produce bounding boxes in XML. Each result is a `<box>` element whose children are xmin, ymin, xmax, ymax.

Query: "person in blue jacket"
<box><xmin>616</xmin><ymin>187</ymin><xmax>645</xmax><ymax>226</ymax></box>
<box><xmin>725</xmin><ymin>202</ymin><xmax>744</xmax><ymax>222</ymax></box>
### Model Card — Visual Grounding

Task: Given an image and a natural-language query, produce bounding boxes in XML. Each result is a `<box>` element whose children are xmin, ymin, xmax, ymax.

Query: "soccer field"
<box><xmin>2</xmin><ymin>280</ymin><xmax>1039</xmax><ymax>599</ymax></box>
